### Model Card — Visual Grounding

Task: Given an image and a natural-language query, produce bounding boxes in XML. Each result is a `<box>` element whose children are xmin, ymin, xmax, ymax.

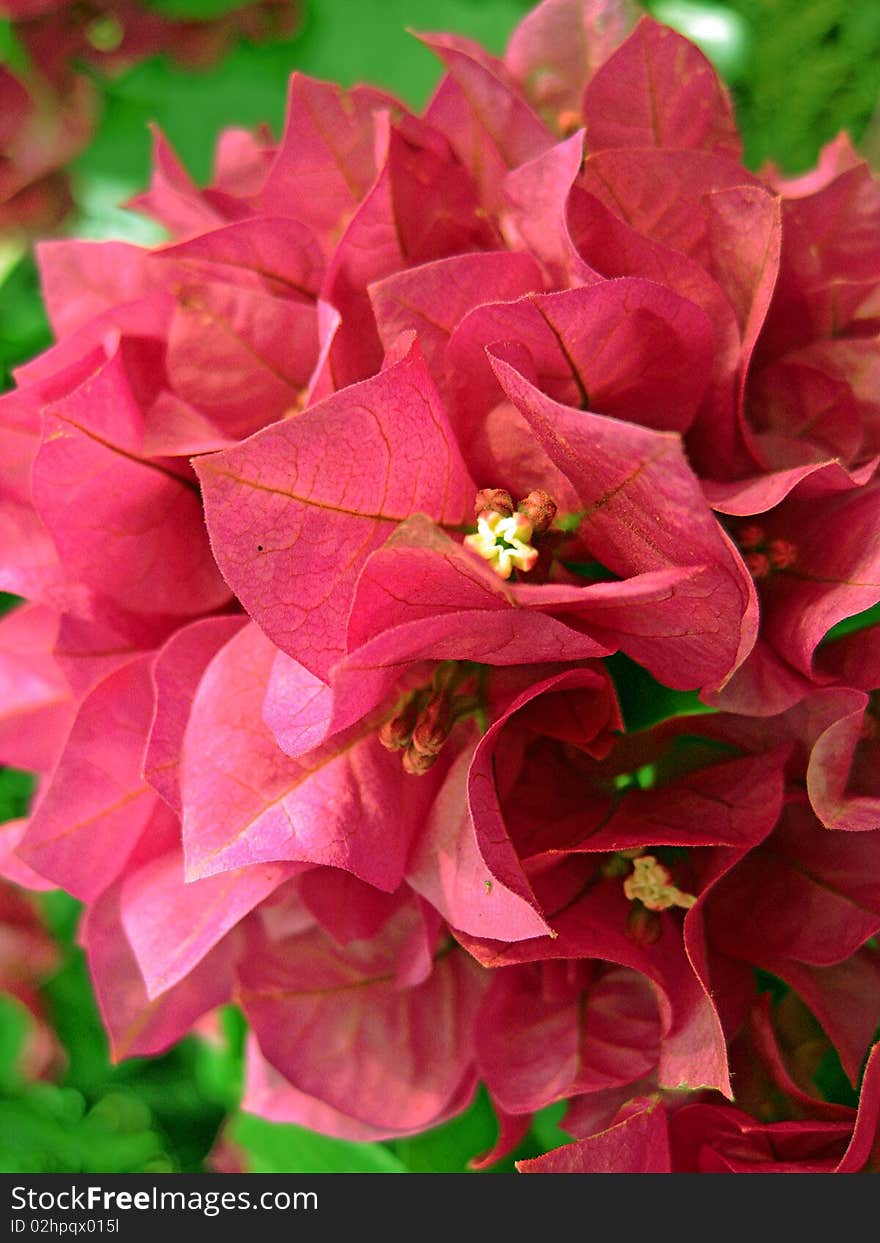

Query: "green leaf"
<box><xmin>0</xmin><ymin>1085</ymin><xmax>170</xmax><ymax>1174</ymax></box>
<box><xmin>605</xmin><ymin>652</ymin><xmax>716</xmax><ymax>732</ymax></box>
<box><xmin>0</xmin><ymin>768</ymin><xmax>34</xmax><ymax>823</ymax></box>
<box><xmin>0</xmin><ymin>254</ymin><xmax>51</xmax><ymax>391</ymax></box>
<box><xmin>231</xmin><ymin>1112</ymin><xmax>407</xmax><ymax>1173</ymax></box>
<box><xmin>0</xmin><ymin>995</ymin><xmax>32</xmax><ymax>1093</ymax></box>
<box><xmin>193</xmin><ymin>1005</ymin><xmax>246</xmax><ymax>1111</ymax></box>
<box><xmin>813</xmin><ymin>1046</ymin><xmax>860</xmax><ymax>1108</ymax></box>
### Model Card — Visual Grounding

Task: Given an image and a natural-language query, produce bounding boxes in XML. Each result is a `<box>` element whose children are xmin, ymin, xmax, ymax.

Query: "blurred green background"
<box><xmin>1</xmin><ymin>0</ymin><xmax>878</xmax><ymax>1173</ymax></box>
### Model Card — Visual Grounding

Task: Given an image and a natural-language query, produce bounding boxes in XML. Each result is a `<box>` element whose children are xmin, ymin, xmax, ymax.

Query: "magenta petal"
<box><xmin>240</xmin><ymin>1035</ymin><xmax>455</xmax><ymax>1140</ymax></box>
<box><xmin>505</xmin><ymin>0</ymin><xmax>636</xmax><ymax>117</ymax></box>
<box><xmin>469</xmin><ymin>1108</ymin><xmax>532</xmax><ymax>1171</ymax></box>
<box><xmin>584</xmin><ymin>17</ymin><xmax>741</xmax><ymax>157</ymax></box>
<box><xmin>256</xmin><ymin>75</ymin><xmax>392</xmax><ymax>242</ymax></box>
<box><xmin>0</xmin><ymin>819</ymin><xmax>57</xmax><ymax>892</ymax></box>
<box><xmin>762</xmin><ymin>487</ymin><xmax>880</xmax><ymax>678</ymax></box>
<box><xmin>0</xmin><ymin>603</ymin><xmax>73</xmax><ymax>775</ymax></box>
<box><xmin>127</xmin><ymin>125</ymin><xmax>224</xmax><ymax>239</ymax></box>
<box><xmin>407</xmin><ymin>746</ymin><xmax>552</xmax><ymax>942</ymax></box>
<box><xmin>517</xmin><ymin>1095</ymin><xmax>670</xmax><ymax>1172</ymax></box>
<box><xmin>31</xmin><ymin>347</ymin><xmax>231</xmax><ymax>617</ymax></box>
<box><xmin>422</xmin><ymin>32</ymin><xmax>553</xmax><ymax>211</ymax></box>
<box><xmin>145</xmin><ymin>615</ymin><xmax>247</xmax><ymax>813</ymax></box>
<box><xmin>448</xmin><ymin>280</ymin><xmax>714</xmax><ymax>436</ymax></box>
<box><xmin>18</xmin><ymin>655</ymin><xmax>158</xmax><ymax>899</ymax></box>
<box><xmin>703</xmin><ymin>457</ymin><xmax>878</xmax><ymax>515</ymax></box>
<box><xmin>477</xmin><ymin>964</ymin><xmax>659</xmax><ymax>1115</ymax></box>
<box><xmin>37</xmin><ymin>238</ymin><xmax>163</xmax><ymax>337</ymax></box>
<box><xmin>768</xmin><ymin>952</ymin><xmax>880</xmax><ymax>1087</ymax></box>
<box><xmin>502</xmin><ymin>131</ymin><xmax>592</xmax><ymax>285</ymax></box>
<box><xmin>155</xmin><ymin>216</ymin><xmax>325</xmax><ymax>301</ymax></box>
<box><xmin>165</xmin><ymin>279</ymin><xmax>318</xmax><ymax>433</ymax></box>
<box><xmin>579</xmin><ymin>148</ymin><xmax>761</xmax><ymax>262</ymax></box>
<box><xmin>807</xmin><ymin>693</ymin><xmax>880</xmax><ymax>832</ymax></box>
<box><xmin>369</xmin><ymin>250</ymin><xmax>543</xmax><ymax>384</ymax></box>
<box><xmin>837</xmin><ymin>1043</ymin><xmax>880</xmax><ymax>1172</ymax></box>
<box><xmin>195</xmin><ymin>340</ymin><xmax>474</xmax><ymax>680</ymax></box>
<box><xmin>181</xmin><ymin>624</ymin><xmax>430</xmax><ymax>890</ymax></box>
<box><xmin>297</xmin><ymin>869</ymin><xmax>410</xmax><ymax>947</ymax></box>
<box><xmin>120</xmin><ymin>848</ymin><xmax>295</xmax><ymax>999</ymax></box>
<box><xmin>459</xmin><ymin>885</ymin><xmax>732</xmax><ymax>1097</ymax></box>
<box><xmin>82</xmin><ymin>877</ymin><xmax>236</xmax><ymax>1061</ymax></box>
<box><xmin>238</xmin><ymin>916</ymin><xmax>485</xmax><ymax>1132</ymax></box>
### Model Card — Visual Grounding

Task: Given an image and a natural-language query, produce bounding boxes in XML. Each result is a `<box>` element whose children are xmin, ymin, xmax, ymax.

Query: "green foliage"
<box><xmin>0</xmin><ymin>768</ymin><xmax>33</xmax><ymax>823</ymax></box>
<box><xmin>0</xmin><ymin>893</ymin><xmax>231</xmax><ymax>1173</ymax></box>
<box><xmin>0</xmin><ymin>255</ymin><xmax>52</xmax><ymax>392</ymax></box>
<box><xmin>144</xmin><ymin>0</ymin><xmax>260</xmax><ymax>18</ymax></box>
<box><xmin>605</xmin><ymin>652</ymin><xmax>716</xmax><ymax>731</ymax></box>
<box><xmin>720</xmin><ymin>0</ymin><xmax>880</xmax><ymax>171</ymax></box>
<box><xmin>230</xmin><ymin>1113</ymin><xmax>407</xmax><ymax>1173</ymax></box>
<box><xmin>0</xmin><ymin>1086</ymin><xmax>171</xmax><ymax>1173</ymax></box>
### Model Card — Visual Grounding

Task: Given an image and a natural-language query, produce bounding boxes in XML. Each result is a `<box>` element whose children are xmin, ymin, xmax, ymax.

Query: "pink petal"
<box><xmin>195</xmin><ymin>340</ymin><xmax>474</xmax><ymax>680</ymax></box>
<box><xmin>237</xmin><ymin>913</ymin><xmax>485</xmax><ymax>1132</ymax></box>
<box><xmin>583</xmin><ymin>17</ymin><xmax>741</xmax><ymax>157</ymax></box>
<box><xmin>31</xmin><ymin>346</ymin><xmax>231</xmax><ymax>617</ymax></box>
<box><xmin>369</xmin><ymin>250</ymin><xmax>543</xmax><ymax>384</ymax></box>
<box><xmin>165</xmin><ymin>278</ymin><xmax>318</xmax><ymax>433</ymax></box>
<box><xmin>807</xmin><ymin>693</ymin><xmax>880</xmax><ymax>832</ymax></box>
<box><xmin>517</xmin><ymin>1095</ymin><xmax>670</xmax><ymax>1172</ymax></box>
<box><xmin>422</xmin><ymin>32</ymin><xmax>553</xmax><ymax>212</ymax></box>
<box><xmin>505</xmin><ymin>0</ymin><xmax>636</xmax><ymax>118</ymax></box>
<box><xmin>145</xmin><ymin>614</ymin><xmax>247</xmax><ymax>813</ymax></box>
<box><xmin>407</xmin><ymin>745</ymin><xmax>552</xmax><ymax>942</ymax></box>
<box><xmin>155</xmin><ymin>216</ymin><xmax>325</xmax><ymax>301</ymax></box>
<box><xmin>37</xmin><ymin>238</ymin><xmax>164</xmax><ymax>338</ymax></box>
<box><xmin>501</xmin><ymin>131</ymin><xmax>593</xmax><ymax>285</ymax></box>
<box><xmin>127</xmin><ymin>125</ymin><xmax>224</xmax><ymax>239</ymax></box>
<box><xmin>0</xmin><ymin>603</ymin><xmax>73</xmax><ymax>774</ymax></box>
<box><xmin>255</xmin><ymin>75</ymin><xmax>393</xmax><ymax>243</ymax></box>
<box><xmin>18</xmin><ymin>655</ymin><xmax>158</xmax><ymax>899</ymax></box>
<box><xmin>82</xmin><ymin>876</ymin><xmax>236</xmax><ymax>1061</ymax></box>
<box><xmin>0</xmin><ymin>819</ymin><xmax>57</xmax><ymax>892</ymax></box>
<box><xmin>181</xmin><ymin>624</ymin><xmax>433</xmax><ymax>890</ymax></box>
<box><xmin>448</xmin><ymin>279</ymin><xmax>714</xmax><ymax>437</ymax></box>
<box><xmin>120</xmin><ymin>847</ymin><xmax>295</xmax><ymax>999</ymax></box>
<box><xmin>477</xmin><ymin>964</ymin><xmax>660</xmax><ymax>1114</ymax></box>
<box><xmin>837</xmin><ymin>1042</ymin><xmax>880</xmax><ymax>1172</ymax></box>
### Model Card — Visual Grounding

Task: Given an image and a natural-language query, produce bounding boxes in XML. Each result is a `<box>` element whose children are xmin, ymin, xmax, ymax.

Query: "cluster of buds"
<box><xmin>735</xmin><ymin>524</ymin><xmax>798</xmax><ymax>581</ymax></box>
<box><xmin>464</xmin><ymin>488</ymin><xmax>558</xmax><ymax>580</ymax></box>
<box><xmin>378</xmin><ymin>662</ymin><xmax>483</xmax><ymax>775</ymax></box>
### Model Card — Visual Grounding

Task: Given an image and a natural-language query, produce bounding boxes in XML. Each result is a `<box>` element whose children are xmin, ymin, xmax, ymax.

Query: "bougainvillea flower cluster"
<box><xmin>0</xmin><ymin>0</ymin><xmax>300</xmax><ymax>236</ymax></box>
<box><xmin>1</xmin><ymin>0</ymin><xmax>879</xmax><ymax>1172</ymax></box>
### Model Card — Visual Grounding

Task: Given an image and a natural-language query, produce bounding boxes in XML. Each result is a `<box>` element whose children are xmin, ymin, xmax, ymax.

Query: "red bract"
<box><xmin>1</xmin><ymin>0</ymin><xmax>879</xmax><ymax>1170</ymax></box>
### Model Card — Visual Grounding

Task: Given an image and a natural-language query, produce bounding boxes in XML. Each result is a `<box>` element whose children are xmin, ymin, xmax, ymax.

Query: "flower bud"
<box><xmin>411</xmin><ymin>690</ymin><xmax>453</xmax><ymax>758</ymax></box>
<box><xmin>474</xmin><ymin>488</ymin><xmax>514</xmax><ymax>520</ymax></box>
<box><xmin>518</xmin><ymin>489</ymin><xmax>557</xmax><ymax>535</ymax></box>
<box><xmin>378</xmin><ymin>692</ymin><xmax>423</xmax><ymax>752</ymax></box>
<box><xmin>402</xmin><ymin>743</ymin><xmax>440</xmax><ymax>776</ymax></box>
